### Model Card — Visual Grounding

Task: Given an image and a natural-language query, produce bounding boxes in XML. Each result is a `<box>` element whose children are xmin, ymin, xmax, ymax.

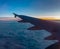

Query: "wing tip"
<box><xmin>13</xmin><ymin>13</ymin><xmax>17</xmax><ymax>18</ymax></box>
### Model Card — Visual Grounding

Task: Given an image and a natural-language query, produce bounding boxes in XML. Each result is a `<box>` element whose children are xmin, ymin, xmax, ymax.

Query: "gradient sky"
<box><xmin>0</xmin><ymin>0</ymin><xmax>60</xmax><ymax>18</ymax></box>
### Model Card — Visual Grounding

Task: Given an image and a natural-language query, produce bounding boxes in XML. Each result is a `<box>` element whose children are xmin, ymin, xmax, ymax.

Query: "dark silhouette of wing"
<box><xmin>13</xmin><ymin>13</ymin><xmax>60</xmax><ymax>32</ymax></box>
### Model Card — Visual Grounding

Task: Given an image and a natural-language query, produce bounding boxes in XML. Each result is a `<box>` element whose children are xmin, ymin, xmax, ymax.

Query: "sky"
<box><xmin>0</xmin><ymin>0</ymin><xmax>60</xmax><ymax>18</ymax></box>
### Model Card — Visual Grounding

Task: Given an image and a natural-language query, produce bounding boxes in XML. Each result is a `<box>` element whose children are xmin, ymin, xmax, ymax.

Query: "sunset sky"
<box><xmin>0</xmin><ymin>0</ymin><xmax>60</xmax><ymax>18</ymax></box>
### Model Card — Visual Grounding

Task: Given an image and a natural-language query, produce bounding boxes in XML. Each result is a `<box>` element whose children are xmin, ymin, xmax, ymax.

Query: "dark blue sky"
<box><xmin>0</xmin><ymin>0</ymin><xmax>60</xmax><ymax>17</ymax></box>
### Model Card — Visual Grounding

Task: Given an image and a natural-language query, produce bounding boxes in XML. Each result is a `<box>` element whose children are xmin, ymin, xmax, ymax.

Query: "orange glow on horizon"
<box><xmin>39</xmin><ymin>17</ymin><xmax>60</xmax><ymax>20</ymax></box>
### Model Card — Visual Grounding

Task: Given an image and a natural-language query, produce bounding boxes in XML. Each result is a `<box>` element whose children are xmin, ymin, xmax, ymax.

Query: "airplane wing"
<box><xmin>13</xmin><ymin>13</ymin><xmax>60</xmax><ymax>32</ymax></box>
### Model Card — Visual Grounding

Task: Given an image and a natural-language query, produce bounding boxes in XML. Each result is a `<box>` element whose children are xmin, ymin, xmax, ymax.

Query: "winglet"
<box><xmin>13</xmin><ymin>13</ymin><xmax>17</xmax><ymax>18</ymax></box>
